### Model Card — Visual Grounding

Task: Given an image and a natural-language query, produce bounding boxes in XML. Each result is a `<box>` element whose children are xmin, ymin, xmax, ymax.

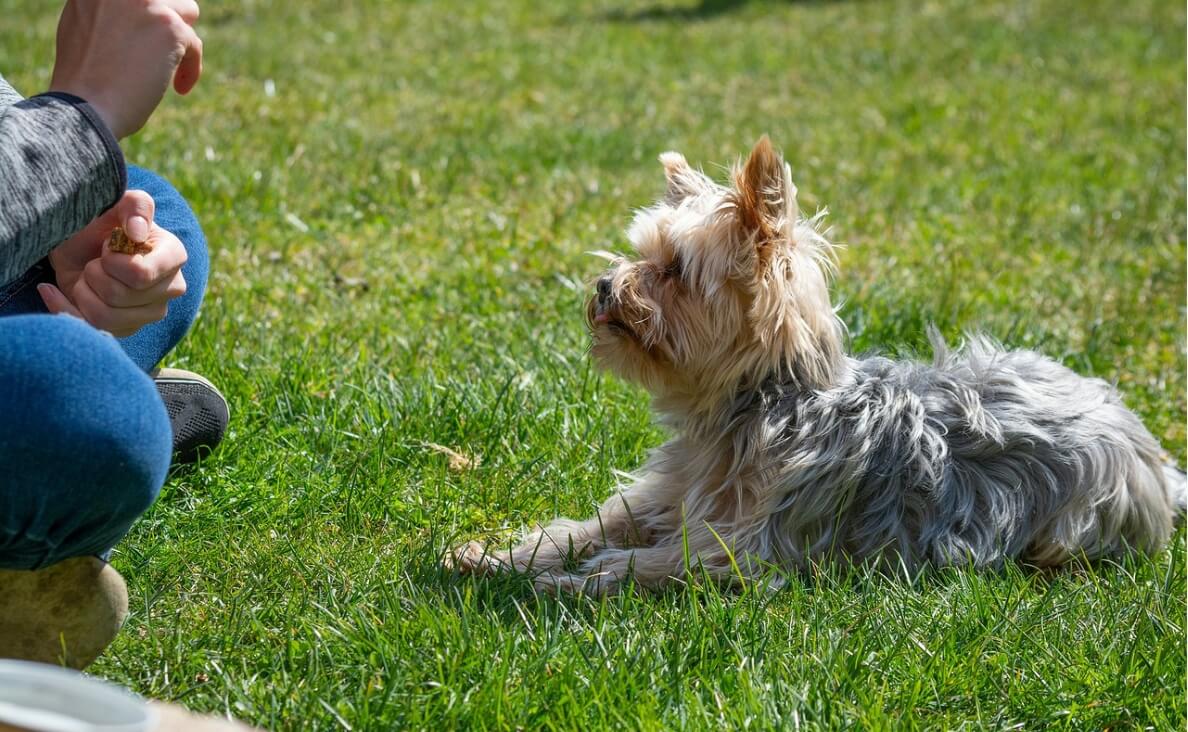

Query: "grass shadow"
<box><xmin>600</xmin><ymin>0</ymin><xmax>862</xmax><ymax>23</ymax></box>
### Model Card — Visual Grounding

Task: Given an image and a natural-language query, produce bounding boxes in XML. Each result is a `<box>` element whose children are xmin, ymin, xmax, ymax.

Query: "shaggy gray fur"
<box><xmin>747</xmin><ymin>333</ymin><xmax>1181</xmax><ymax>571</ymax></box>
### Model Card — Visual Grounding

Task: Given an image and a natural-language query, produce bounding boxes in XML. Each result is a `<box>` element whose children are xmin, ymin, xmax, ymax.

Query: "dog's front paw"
<box><xmin>445</xmin><ymin>541</ymin><xmax>503</xmax><ymax>575</ymax></box>
<box><xmin>536</xmin><ymin>571</ymin><xmax>621</xmax><ymax>597</ymax></box>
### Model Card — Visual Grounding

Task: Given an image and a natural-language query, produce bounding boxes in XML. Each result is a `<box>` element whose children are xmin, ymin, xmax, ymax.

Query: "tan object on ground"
<box><xmin>108</xmin><ymin>226</ymin><xmax>152</xmax><ymax>255</ymax></box>
<box><xmin>151</xmin><ymin>702</ymin><xmax>264</xmax><ymax>731</ymax></box>
<box><xmin>0</xmin><ymin>557</ymin><xmax>129</xmax><ymax>669</ymax></box>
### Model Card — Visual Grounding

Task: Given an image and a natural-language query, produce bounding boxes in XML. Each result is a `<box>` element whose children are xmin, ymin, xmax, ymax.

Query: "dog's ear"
<box><xmin>659</xmin><ymin>151</ymin><xmax>712</xmax><ymax>204</ymax></box>
<box><xmin>732</xmin><ymin>136</ymin><xmax>798</xmax><ymax>247</ymax></box>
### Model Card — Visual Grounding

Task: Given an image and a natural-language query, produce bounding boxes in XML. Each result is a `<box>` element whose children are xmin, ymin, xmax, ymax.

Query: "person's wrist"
<box><xmin>85</xmin><ymin>99</ymin><xmax>125</xmax><ymax>140</ymax></box>
<box><xmin>46</xmin><ymin>80</ymin><xmax>126</xmax><ymax>139</ymax></box>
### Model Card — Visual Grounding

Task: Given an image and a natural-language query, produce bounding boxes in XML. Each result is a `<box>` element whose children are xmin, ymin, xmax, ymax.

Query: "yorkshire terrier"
<box><xmin>450</xmin><ymin>137</ymin><xmax>1185</xmax><ymax>595</ymax></box>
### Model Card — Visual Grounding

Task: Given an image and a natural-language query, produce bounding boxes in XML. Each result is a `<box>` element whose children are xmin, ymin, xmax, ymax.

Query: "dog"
<box><xmin>450</xmin><ymin>137</ymin><xmax>1186</xmax><ymax>595</ymax></box>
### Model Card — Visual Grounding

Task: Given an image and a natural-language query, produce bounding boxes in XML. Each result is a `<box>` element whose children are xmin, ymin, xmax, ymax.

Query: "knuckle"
<box><xmin>151</xmin><ymin>8</ymin><xmax>184</xmax><ymax>34</ymax></box>
<box><xmin>90</xmin><ymin>277</ymin><xmax>115</xmax><ymax>304</ymax></box>
<box><xmin>129</xmin><ymin>262</ymin><xmax>156</xmax><ymax>287</ymax></box>
<box><xmin>85</xmin><ymin>267</ymin><xmax>113</xmax><ymax>301</ymax></box>
<box><xmin>145</xmin><ymin>4</ymin><xmax>170</xmax><ymax>21</ymax></box>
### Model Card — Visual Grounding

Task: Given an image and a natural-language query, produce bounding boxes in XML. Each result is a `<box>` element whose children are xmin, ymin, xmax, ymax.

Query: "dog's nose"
<box><xmin>597</xmin><ymin>276</ymin><xmax>613</xmax><ymax>303</ymax></box>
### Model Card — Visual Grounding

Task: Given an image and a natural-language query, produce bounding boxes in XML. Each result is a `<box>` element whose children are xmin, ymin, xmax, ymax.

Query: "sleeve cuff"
<box><xmin>33</xmin><ymin>92</ymin><xmax>127</xmax><ymax>209</ymax></box>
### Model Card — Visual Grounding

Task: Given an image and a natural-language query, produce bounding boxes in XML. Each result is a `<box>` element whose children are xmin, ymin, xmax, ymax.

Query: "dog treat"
<box><xmin>106</xmin><ymin>226</ymin><xmax>151</xmax><ymax>255</ymax></box>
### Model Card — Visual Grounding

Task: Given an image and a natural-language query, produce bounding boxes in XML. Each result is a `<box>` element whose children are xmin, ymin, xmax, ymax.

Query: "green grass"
<box><xmin>2</xmin><ymin>0</ymin><xmax>1185</xmax><ymax>728</ymax></box>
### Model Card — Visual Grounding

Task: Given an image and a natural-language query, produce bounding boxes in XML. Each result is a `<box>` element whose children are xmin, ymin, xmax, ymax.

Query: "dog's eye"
<box><xmin>664</xmin><ymin>259</ymin><xmax>683</xmax><ymax>279</ymax></box>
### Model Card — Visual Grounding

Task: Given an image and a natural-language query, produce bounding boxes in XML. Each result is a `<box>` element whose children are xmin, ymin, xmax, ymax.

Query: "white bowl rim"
<box><xmin>0</xmin><ymin>660</ymin><xmax>156</xmax><ymax>731</ymax></box>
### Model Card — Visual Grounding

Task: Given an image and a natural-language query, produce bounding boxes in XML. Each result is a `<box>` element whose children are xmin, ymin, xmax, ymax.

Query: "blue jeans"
<box><xmin>0</xmin><ymin>166</ymin><xmax>208</xmax><ymax>570</ymax></box>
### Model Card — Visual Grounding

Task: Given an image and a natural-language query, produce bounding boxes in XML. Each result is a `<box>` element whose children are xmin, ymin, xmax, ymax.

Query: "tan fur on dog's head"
<box><xmin>588</xmin><ymin>137</ymin><xmax>845</xmax><ymax>418</ymax></box>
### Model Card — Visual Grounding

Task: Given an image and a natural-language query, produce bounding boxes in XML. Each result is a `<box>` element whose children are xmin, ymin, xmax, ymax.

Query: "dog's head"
<box><xmin>587</xmin><ymin>137</ymin><xmax>844</xmax><ymax>414</ymax></box>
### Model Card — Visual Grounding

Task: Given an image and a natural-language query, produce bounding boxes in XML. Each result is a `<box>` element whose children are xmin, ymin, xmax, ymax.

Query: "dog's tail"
<box><xmin>1164</xmin><ymin>464</ymin><xmax>1187</xmax><ymax>522</ymax></box>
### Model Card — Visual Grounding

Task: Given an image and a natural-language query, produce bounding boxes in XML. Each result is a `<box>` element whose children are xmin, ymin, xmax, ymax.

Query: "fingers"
<box><xmin>100</xmin><ymin>226</ymin><xmax>188</xmax><ymax>290</ymax></box>
<box><xmin>173</xmin><ymin>28</ymin><xmax>203</xmax><ymax>95</ymax></box>
<box><xmin>67</xmin><ymin>276</ymin><xmax>169</xmax><ymax>338</ymax></box>
<box><xmin>44</xmin><ymin>254</ymin><xmax>184</xmax><ymax>338</ymax></box>
<box><xmin>165</xmin><ymin>0</ymin><xmax>203</xmax><ymax>97</ymax></box>
<box><xmin>36</xmin><ymin>283</ymin><xmax>84</xmax><ymax>320</ymax></box>
<box><xmin>85</xmin><ymin>257</ymin><xmax>186</xmax><ymax>308</ymax></box>
<box><xmin>44</xmin><ymin>201</ymin><xmax>186</xmax><ymax>338</ymax></box>
<box><xmin>44</xmin><ymin>190</ymin><xmax>157</xmax><ymax>275</ymax></box>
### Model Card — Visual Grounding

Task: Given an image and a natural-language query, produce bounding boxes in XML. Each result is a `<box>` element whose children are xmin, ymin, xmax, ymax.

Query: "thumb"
<box><xmin>112</xmin><ymin>190</ymin><xmax>156</xmax><ymax>243</ymax></box>
<box><xmin>37</xmin><ymin>283</ymin><xmax>84</xmax><ymax>319</ymax></box>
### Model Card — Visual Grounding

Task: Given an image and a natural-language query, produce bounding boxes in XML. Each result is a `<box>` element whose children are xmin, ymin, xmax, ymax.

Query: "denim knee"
<box><xmin>0</xmin><ymin>315</ymin><xmax>172</xmax><ymax>569</ymax></box>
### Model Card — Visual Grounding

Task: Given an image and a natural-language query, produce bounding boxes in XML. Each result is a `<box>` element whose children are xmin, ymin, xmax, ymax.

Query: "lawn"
<box><xmin>1</xmin><ymin>0</ymin><xmax>1185</xmax><ymax>729</ymax></box>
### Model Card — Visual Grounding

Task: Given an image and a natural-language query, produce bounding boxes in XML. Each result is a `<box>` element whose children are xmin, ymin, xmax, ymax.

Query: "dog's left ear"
<box><xmin>732</xmin><ymin>136</ymin><xmax>799</xmax><ymax>248</ymax></box>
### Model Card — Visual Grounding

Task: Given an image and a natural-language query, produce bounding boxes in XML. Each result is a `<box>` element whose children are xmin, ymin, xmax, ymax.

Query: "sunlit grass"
<box><xmin>1</xmin><ymin>0</ymin><xmax>1183</xmax><ymax>728</ymax></box>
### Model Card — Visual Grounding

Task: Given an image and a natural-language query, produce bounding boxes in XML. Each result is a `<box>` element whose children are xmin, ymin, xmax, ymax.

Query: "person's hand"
<box><xmin>48</xmin><ymin>0</ymin><xmax>203</xmax><ymax>139</ymax></box>
<box><xmin>39</xmin><ymin>190</ymin><xmax>188</xmax><ymax>338</ymax></box>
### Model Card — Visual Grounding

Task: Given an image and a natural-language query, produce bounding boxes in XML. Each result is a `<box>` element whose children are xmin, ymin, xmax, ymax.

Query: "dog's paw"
<box><xmin>535</xmin><ymin>571</ymin><xmax>621</xmax><ymax>597</ymax></box>
<box><xmin>444</xmin><ymin>541</ymin><xmax>499</xmax><ymax>575</ymax></box>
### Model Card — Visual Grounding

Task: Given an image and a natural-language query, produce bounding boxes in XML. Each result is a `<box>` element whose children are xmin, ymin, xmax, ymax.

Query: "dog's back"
<box><xmin>765</xmin><ymin>336</ymin><xmax>1179</xmax><ymax>571</ymax></box>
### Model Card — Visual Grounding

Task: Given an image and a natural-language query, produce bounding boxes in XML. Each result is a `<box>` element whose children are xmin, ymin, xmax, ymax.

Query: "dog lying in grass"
<box><xmin>450</xmin><ymin>137</ymin><xmax>1186</xmax><ymax>595</ymax></box>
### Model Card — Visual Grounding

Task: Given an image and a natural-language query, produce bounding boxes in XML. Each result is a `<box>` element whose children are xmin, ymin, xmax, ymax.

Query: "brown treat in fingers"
<box><xmin>107</xmin><ymin>226</ymin><xmax>152</xmax><ymax>255</ymax></box>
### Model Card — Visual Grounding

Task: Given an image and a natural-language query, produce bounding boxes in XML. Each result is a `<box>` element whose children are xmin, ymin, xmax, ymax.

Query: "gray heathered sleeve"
<box><xmin>0</xmin><ymin>74</ymin><xmax>22</xmax><ymax>109</ymax></box>
<box><xmin>0</xmin><ymin>74</ymin><xmax>126</xmax><ymax>287</ymax></box>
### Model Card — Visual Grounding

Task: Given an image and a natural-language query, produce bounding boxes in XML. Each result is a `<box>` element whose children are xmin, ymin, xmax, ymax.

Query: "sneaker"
<box><xmin>152</xmin><ymin>368</ymin><xmax>230</xmax><ymax>465</ymax></box>
<box><xmin>0</xmin><ymin>557</ymin><xmax>129</xmax><ymax>669</ymax></box>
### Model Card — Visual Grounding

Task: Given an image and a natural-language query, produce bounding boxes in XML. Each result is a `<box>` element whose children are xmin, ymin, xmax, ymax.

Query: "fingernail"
<box><xmin>126</xmin><ymin>216</ymin><xmax>150</xmax><ymax>242</ymax></box>
<box><xmin>36</xmin><ymin>284</ymin><xmax>57</xmax><ymax>308</ymax></box>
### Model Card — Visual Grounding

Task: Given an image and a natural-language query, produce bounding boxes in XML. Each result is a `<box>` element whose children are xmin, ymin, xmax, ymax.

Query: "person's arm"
<box><xmin>0</xmin><ymin>0</ymin><xmax>202</xmax><ymax>290</ymax></box>
<box><xmin>0</xmin><ymin>73</ymin><xmax>125</xmax><ymax>287</ymax></box>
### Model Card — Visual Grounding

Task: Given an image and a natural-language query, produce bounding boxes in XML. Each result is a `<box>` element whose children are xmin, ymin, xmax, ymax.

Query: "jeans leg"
<box><xmin>118</xmin><ymin>165</ymin><xmax>209</xmax><ymax>372</ymax></box>
<box><xmin>0</xmin><ymin>314</ymin><xmax>172</xmax><ymax>570</ymax></box>
<box><xmin>0</xmin><ymin>258</ymin><xmax>53</xmax><ymax>316</ymax></box>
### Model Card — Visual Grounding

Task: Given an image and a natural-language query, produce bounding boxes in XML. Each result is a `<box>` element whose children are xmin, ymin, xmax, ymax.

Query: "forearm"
<box><xmin>0</xmin><ymin>90</ymin><xmax>125</xmax><ymax>286</ymax></box>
